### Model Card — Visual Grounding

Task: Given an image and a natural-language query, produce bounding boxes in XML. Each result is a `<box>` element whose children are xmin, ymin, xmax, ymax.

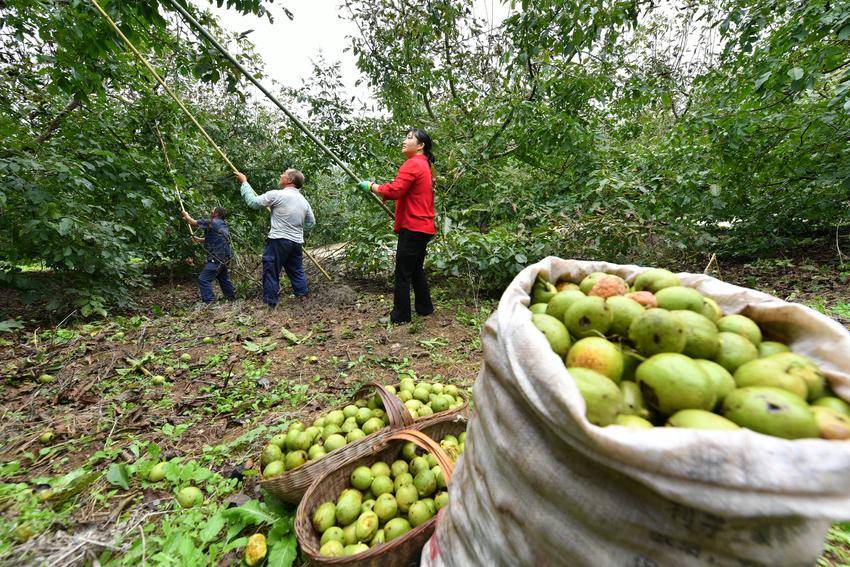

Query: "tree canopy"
<box><xmin>2</xmin><ymin>0</ymin><xmax>848</xmax><ymax>315</ymax></box>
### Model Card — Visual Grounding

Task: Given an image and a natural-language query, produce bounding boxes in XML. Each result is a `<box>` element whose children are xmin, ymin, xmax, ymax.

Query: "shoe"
<box><xmin>378</xmin><ymin>316</ymin><xmax>391</xmax><ymax>325</ymax></box>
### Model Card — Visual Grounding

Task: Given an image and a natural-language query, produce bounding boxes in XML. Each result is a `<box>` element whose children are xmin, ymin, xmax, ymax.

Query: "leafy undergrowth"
<box><xmin>0</xmin><ymin>252</ymin><xmax>849</xmax><ymax>565</ymax></box>
<box><xmin>0</xmin><ymin>277</ymin><xmax>490</xmax><ymax>565</ymax></box>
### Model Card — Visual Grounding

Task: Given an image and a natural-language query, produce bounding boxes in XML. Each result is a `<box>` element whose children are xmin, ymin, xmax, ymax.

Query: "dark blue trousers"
<box><xmin>262</xmin><ymin>238</ymin><xmax>308</xmax><ymax>306</ymax></box>
<box><xmin>198</xmin><ymin>260</ymin><xmax>236</xmax><ymax>303</ymax></box>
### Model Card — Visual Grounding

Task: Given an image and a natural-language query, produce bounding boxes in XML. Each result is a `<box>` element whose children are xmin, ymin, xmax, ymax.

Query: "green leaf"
<box><xmin>222</xmin><ymin>500</ymin><xmax>277</xmax><ymax>527</ymax></box>
<box><xmin>754</xmin><ymin>71</ymin><xmax>772</xmax><ymax>90</ymax></box>
<box><xmin>266</xmin><ymin>532</ymin><xmax>297</xmax><ymax>567</ymax></box>
<box><xmin>0</xmin><ymin>319</ymin><xmax>24</xmax><ymax>333</ymax></box>
<box><xmin>222</xmin><ymin>535</ymin><xmax>249</xmax><ymax>554</ymax></box>
<box><xmin>788</xmin><ymin>67</ymin><xmax>804</xmax><ymax>81</ymax></box>
<box><xmin>199</xmin><ymin>512</ymin><xmax>226</xmax><ymax>544</ymax></box>
<box><xmin>106</xmin><ymin>463</ymin><xmax>130</xmax><ymax>490</ymax></box>
<box><xmin>266</xmin><ymin>517</ymin><xmax>292</xmax><ymax>546</ymax></box>
<box><xmin>839</xmin><ymin>25</ymin><xmax>850</xmax><ymax>40</ymax></box>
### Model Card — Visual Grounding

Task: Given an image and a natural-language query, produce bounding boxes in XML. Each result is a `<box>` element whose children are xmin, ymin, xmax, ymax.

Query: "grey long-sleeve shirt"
<box><xmin>240</xmin><ymin>182</ymin><xmax>315</xmax><ymax>243</ymax></box>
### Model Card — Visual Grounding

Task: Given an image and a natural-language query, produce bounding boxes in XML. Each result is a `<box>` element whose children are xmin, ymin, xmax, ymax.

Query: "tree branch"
<box><xmin>33</xmin><ymin>97</ymin><xmax>81</xmax><ymax>145</ymax></box>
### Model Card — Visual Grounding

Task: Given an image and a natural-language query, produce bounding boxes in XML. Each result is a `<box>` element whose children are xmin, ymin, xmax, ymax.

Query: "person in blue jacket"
<box><xmin>181</xmin><ymin>207</ymin><xmax>236</xmax><ymax>306</ymax></box>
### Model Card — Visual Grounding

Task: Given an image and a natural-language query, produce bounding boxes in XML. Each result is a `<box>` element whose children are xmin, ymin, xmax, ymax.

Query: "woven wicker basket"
<box><xmin>295</xmin><ymin>417</ymin><xmax>467</xmax><ymax>567</ymax></box>
<box><xmin>261</xmin><ymin>382</ymin><xmax>414</xmax><ymax>503</ymax></box>
<box><xmin>261</xmin><ymin>382</ymin><xmax>469</xmax><ymax>504</ymax></box>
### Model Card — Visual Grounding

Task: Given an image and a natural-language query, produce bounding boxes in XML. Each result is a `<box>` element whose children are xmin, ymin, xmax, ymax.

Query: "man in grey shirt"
<box><xmin>234</xmin><ymin>168</ymin><xmax>315</xmax><ymax>307</ymax></box>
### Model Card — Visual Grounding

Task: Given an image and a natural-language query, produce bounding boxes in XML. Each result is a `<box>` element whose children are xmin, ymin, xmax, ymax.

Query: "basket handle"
<box><xmin>355</xmin><ymin>381</ymin><xmax>414</xmax><ymax>428</ymax></box>
<box><xmin>382</xmin><ymin>429</ymin><xmax>454</xmax><ymax>483</ymax></box>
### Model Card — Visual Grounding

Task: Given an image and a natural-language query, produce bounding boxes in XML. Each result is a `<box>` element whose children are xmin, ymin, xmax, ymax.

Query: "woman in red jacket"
<box><xmin>358</xmin><ymin>129</ymin><xmax>436</xmax><ymax>324</ymax></box>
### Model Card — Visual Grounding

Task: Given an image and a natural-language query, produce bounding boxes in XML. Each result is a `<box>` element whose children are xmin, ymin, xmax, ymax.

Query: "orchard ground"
<box><xmin>0</xmin><ymin>251</ymin><xmax>849</xmax><ymax>565</ymax></box>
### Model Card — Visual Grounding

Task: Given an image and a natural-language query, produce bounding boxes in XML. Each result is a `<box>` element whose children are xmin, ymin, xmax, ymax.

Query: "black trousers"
<box><xmin>392</xmin><ymin>229</ymin><xmax>434</xmax><ymax>323</ymax></box>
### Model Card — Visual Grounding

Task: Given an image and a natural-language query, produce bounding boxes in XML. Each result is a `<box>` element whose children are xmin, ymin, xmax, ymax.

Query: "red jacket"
<box><xmin>376</xmin><ymin>154</ymin><xmax>436</xmax><ymax>235</ymax></box>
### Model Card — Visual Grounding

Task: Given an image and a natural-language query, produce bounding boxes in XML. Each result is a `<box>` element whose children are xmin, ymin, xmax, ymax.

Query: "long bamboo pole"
<box><xmin>163</xmin><ymin>0</ymin><xmax>395</xmax><ymax>221</ymax></box>
<box><xmin>88</xmin><ymin>0</ymin><xmax>332</xmax><ymax>282</ymax></box>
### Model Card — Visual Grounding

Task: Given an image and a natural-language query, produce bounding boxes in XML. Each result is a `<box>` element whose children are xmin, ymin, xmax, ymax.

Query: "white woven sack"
<box><xmin>422</xmin><ymin>257</ymin><xmax>850</xmax><ymax>567</ymax></box>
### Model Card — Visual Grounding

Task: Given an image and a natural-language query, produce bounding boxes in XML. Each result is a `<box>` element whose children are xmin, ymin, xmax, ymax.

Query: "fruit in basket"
<box><xmin>371</xmin><ymin>462</ymin><xmax>391</xmax><ymax>477</ymax></box>
<box><xmin>734</xmin><ymin>359</ymin><xmax>808</xmax><ymax>399</ymax></box>
<box><xmin>615</xmin><ymin>414</ymin><xmax>654</xmax><ymax>428</ymax></box>
<box><xmin>767</xmin><ymin>352</ymin><xmax>827</xmax><ymax>401</ymax></box>
<box><xmin>313</xmin><ymin>502</ymin><xmax>337</xmax><ymax>533</ymax></box>
<box><xmin>411</xmin><ymin>456</ymin><xmax>430</xmax><ymax>476</ymax></box>
<box><xmin>308</xmin><ymin>444</ymin><xmax>327</xmax><ymax>461</ymax></box>
<box><xmin>435</xmin><ymin>491</ymin><xmax>449</xmax><ymax>510</ymax></box>
<box><xmin>374</xmin><ymin>493</ymin><xmax>398</xmax><ymax>522</ymax></box>
<box><xmin>695</xmin><ymin>359</ymin><xmax>736</xmax><ymax>406</ymax></box>
<box><xmin>628</xmin><ymin>309</ymin><xmax>686</xmax><ymax>356</ymax></box>
<box><xmin>394</xmin><ymin>473</ymin><xmax>413</xmax><ymax>491</ymax></box>
<box><xmin>321</xmin><ymin>526</ymin><xmax>345</xmax><ymax>546</ymax></box>
<box><xmin>619</xmin><ymin>381</ymin><xmax>650</xmax><ymax>419</ymax></box>
<box><xmin>556</xmin><ymin>280</ymin><xmax>580</xmax><ymax>292</ymax></box>
<box><xmin>384</xmin><ymin>517</ymin><xmax>412</xmax><ymax>541</ymax></box>
<box><xmin>324</xmin><ymin>434</ymin><xmax>346</xmax><ymax>452</ymax></box>
<box><xmin>717</xmin><ymin>315</ymin><xmax>762</xmax><ymax>346</ymax></box>
<box><xmin>812</xmin><ymin>406</ymin><xmax>850</xmax><ymax>440</ymax></box>
<box><xmin>759</xmin><ymin>341</ymin><xmax>790</xmax><ymax>357</ymax></box>
<box><xmin>714</xmin><ymin>332</ymin><xmax>758</xmax><ymax>372</ymax></box>
<box><xmin>319</xmin><ymin>540</ymin><xmax>345</xmax><ymax>557</ymax></box>
<box><xmin>263</xmin><ymin>461</ymin><xmax>285</xmax><ymax>478</ymax></box>
<box><xmin>414</xmin><ymin>469</ymin><xmax>437</xmax><ymax>497</ymax></box>
<box><xmin>362</xmin><ymin>418</ymin><xmax>384</xmax><ymax>435</ymax></box>
<box><xmin>372</xmin><ymin>475</ymin><xmax>394</xmax><ymax>497</ymax></box>
<box><xmin>396</xmin><ymin>484</ymin><xmax>418</xmax><ymax>514</ymax></box>
<box><xmin>285</xmin><ymin>450</ymin><xmax>307</xmax><ymax>470</ymax></box>
<box><xmin>568</xmin><ymin>368</ymin><xmax>622</xmax><ymax>426</ymax></box>
<box><xmin>626</xmin><ymin>291</ymin><xmax>658</xmax><ymax>308</ymax></box>
<box><xmin>564</xmin><ymin>296</ymin><xmax>613</xmax><ymax>338</ymax></box>
<box><xmin>656</xmin><ymin>286</ymin><xmax>704</xmax><ymax>313</ymax></box>
<box><xmin>532</xmin><ymin>277</ymin><xmax>558</xmax><ymax>304</ymax></box>
<box><xmin>336</xmin><ymin>491</ymin><xmax>363</xmax><ymax>527</ymax></box>
<box><xmin>722</xmin><ymin>387</ymin><xmax>819</xmax><ymax>439</ymax></box>
<box><xmin>674</xmin><ymin>310</ymin><xmax>720</xmax><ymax>359</ymax></box>
<box><xmin>531</xmin><ymin>314</ymin><xmax>571</xmax><ymax>357</ymax></box>
<box><xmin>634</xmin><ymin>268</ymin><xmax>680</xmax><ymax>293</ymax></box>
<box><xmin>636</xmin><ymin>353</ymin><xmax>714</xmax><ymax>415</ymax></box>
<box><xmin>579</xmin><ymin>272</ymin><xmax>610</xmax><ymax>294</ymax></box>
<box><xmin>326</xmin><ymin>410</ymin><xmax>346</xmax><ymax>428</ymax></box>
<box><xmin>355</xmin><ymin>511</ymin><xmax>379</xmax><ymax>542</ymax></box>
<box><xmin>370</xmin><ymin>529</ymin><xmax>386</xmax><ymax>547</ymax></box>
<box><xmin>529</xmin><ymin>303</ymin><xmax>548</xmax><ymax>314</ymax></box>
<box><xmin>391</xmin><ymin>460</ymin><xmax>408</xmax><ymax>477</ymax></box>
<box><xmin>408</xmin><ymin>500</ymin><xmax>434</xmax><ymax>527</ymax></box>
<box><xmin>433</xmin><ymin>466</ymin><xmax>447</xmax><ymax>490</ymax></box>
<box><xmin>606</xmin><ymin>296</ymin><xmax>645</xmax><ymax>337</ymax></box>
<box><xmin>588</xmin><ymin>276</ymin><xmax>628</xmax><ymax>298</ymax></box>
<box><xmin>343</xmin><ymin>543</ymin><xmax>370</xmax><ymax>556</ymax></box>
<box><xmin>666</xmin><ymin>409</ymin><xmax>739</xmax><ymax>430</ymax></box>
<box><xmin>261</xmin><ymin>444</ymin><xmax>283</xmax><ymax>467</ymax></box>
<box><xmin>813</xmin><ymin>397</ymin><xmax>850</xmax><ymax>416</ymax></box>
<box><xmin>351</xmin><ymin>466</ymin><xmax>374</xmax><ymax>491</ymax></box>
<box><xmin>701</xmin><ymin>297</ymin><xmax>723</xmax><ymax>322</ymax></box>
<box><xmin>566</xmin><ymin>337</ymin><xmax>624</xmax><ymax>382</ymax></box>
<box><xmin>545</xmin><ymin>289</ymin><xmax>586</xmax><ymax>321</ymax></box>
